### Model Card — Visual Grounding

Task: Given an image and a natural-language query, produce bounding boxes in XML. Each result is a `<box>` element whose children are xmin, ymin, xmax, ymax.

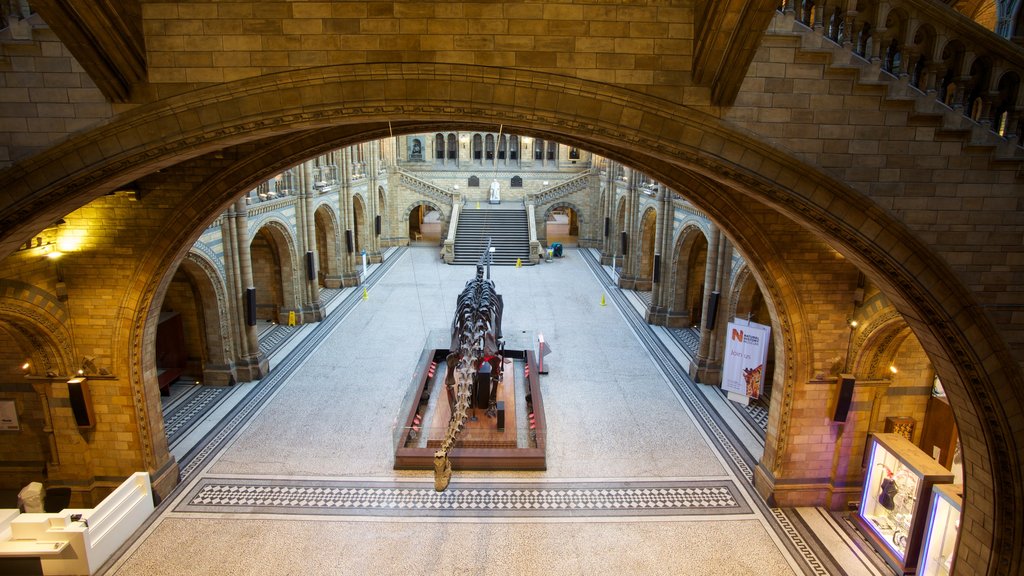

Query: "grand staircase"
<box><xmin>453</xmin><ymin>208</ymin><xmax>531</xmax><ymax>265</ymax></box>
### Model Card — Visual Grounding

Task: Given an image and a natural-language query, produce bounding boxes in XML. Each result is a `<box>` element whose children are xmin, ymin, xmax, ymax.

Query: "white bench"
<box><xmin>0</xmin><ymin>472</ymin><xmax>154</xmax><ymax>575</ymax></box>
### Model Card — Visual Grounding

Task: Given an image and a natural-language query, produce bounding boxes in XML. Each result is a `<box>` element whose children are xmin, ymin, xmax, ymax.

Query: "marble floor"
<box><xmin>108</xmin><ymin>247</ymin><xmax>891</xmax><ymax>576</ymax></box>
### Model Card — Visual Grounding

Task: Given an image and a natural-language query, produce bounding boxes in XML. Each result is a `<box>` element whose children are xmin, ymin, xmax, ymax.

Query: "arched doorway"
<box><xmin>313</xmin><ymin>205</ymin><xmax>339</xmax><ymax>288</ymax></box>
<box><xmin>352</xmin><ymin>195</ymin><xmax>366</xmax><ymax>257</ymax></box>
<box><xmin>408</xmin><ymin>202</ymin><xmax>443</xmax><ymax>244</ymax></box>
<box><xmin>544</xmin><ymin>205</ymin><xmax>580</xmax><ymax>247</ymax></box>
<box><xmin>670</xmin><ymin>227</ymin><xmax>708</xmax><ymax>328</ymax></box>
<box><xmin>250</xmin><ymin>223</ymin><xmax>297</xmax><ymax>324</ymax></box>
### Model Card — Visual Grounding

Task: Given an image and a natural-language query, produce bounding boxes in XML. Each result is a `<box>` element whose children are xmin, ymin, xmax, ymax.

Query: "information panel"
<box><xmin>722</xmin><ymin>319</ymin><xmax>771</xmax><ymax>399</ymax></box>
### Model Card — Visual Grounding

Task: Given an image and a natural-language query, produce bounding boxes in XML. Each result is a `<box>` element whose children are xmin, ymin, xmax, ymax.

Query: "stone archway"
<box><xmin>637</xmin><ymin>207</ymin><xmax>658</xmax><ymax>291</ymax></box>
<box><xmin>0</xmin><ymin>65</ymin><xmax>1018</xmax><ymax>574</ymax></box>
<box><xmin>404</xmin><ymin>200</ymin><xmax>445</xmax><ymax>244</ymax></box>
<box><xmin>669</xmin><ymin>226</ymin><xmax>709</xmax><ymax>328</ymax></box>
<box><xmin>313</xmin><ymin>203</ymin><xmax>339</xmax><ymax>288</ymax></box>
<box><xmin>542</xmin><ymin>201</ymin><xmax>583</xmax><ymax>247</ymax></box>
<box><xmin>250</xmin><ymin>220</ymin><xmax>299</xmax><ymax>324</ymax></box>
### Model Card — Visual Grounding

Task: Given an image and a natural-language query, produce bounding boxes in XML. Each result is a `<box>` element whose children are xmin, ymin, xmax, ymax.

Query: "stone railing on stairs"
<box><xmin>777</xmin><ymin>0</ymin><xmax>1024</xmax><ymax>153</ymax></box>
<box><xmin>398</xmin><ymin>169</ymin><xmax>456</xmax><ymax>206</ymax></box>
<box><xmin>524</xmin><ymin>171</ymin><xmax>593</xmax><ymax>206</ymax></box>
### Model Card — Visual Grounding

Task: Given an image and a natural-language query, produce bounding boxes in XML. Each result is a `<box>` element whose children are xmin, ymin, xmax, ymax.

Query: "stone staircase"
<box><xmin>453</xmin><ymin>208</ymin><xmax>531</xmax><ymax>265</ymax></box>
<box><xmin>768</xmin><ymin>15</ymin><xmax>1024</xmax><ymax>171</ymax></box>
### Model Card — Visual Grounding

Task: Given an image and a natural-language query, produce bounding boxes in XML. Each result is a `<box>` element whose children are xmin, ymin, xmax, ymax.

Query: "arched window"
<box><xmin>447</xmin><ymin>133</ymin><xmax>457</xmax><ymax>160</ymax></box>
<box><xmin>535</xmin><ymin>140</ymin><xmax>544</xmax><ymax>160</ymax></box>
<box><xmin>546</xmin><ymin>141</ymin><xmax>557</xmax><ymax>161</ymax></box>
<box><xmin>498</xmin><ymin>135</ymin><xmax>507</xmax><ymax>160</ymax></box>
<box><xmin>469</xmin><ymin>175</ymin><xmax>480</xmax><ymax>187</ymax></box>
<box><xmin>410</xmin><ymin>138</ymin><xmax>423</xmax><ymax>161</ymax></box>
<box><xmin>473</xmin><ymin>134</ymin><xmax>482</xmax><ymax>161</ymax></box>
<box><xmin>485</xmin><ymin>134</ymin><xmax>495</xmax><ymax>160</ymax></box>
<box><xmin>509</xmin><ymin>136</ymin><xmax>519</xmax><ymax>161</ymax></box>
<box><xmin>511</xmin><ymin>176</ymin><xmax>523</xmax><ymax>188</ymax></box>
<box><xmin>434</xmin><ymin>133</ymin><xmax>445</xmax><ymax>161</ymax></box>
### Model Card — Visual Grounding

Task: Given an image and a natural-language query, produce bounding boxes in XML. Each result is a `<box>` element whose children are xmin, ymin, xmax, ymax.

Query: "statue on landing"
<box><xmin>489</xmin><ymin>179</ymin><xmax>501</xmax><ymax>204</ymax></box>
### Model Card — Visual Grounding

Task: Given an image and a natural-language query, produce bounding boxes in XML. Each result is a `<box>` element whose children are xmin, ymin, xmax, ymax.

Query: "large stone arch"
<box><xmin>0</xmin><ymin>280</ymin><xmax>74</xmax><ymax>376</ymax></box>
<box><xmin>540</xmin><ymin>201</ymin><xmax>584</xmax><ymax>247</ymax></box>
<box><xmin>0</xmin><ymin>64</ymin><xmax>1018</xmax><ymax>574</ymax></box>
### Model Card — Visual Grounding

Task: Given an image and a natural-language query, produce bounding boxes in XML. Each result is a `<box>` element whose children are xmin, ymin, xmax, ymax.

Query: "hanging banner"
<box><xmin>722</xmin><ymin>319</ymin><xmax>771</xmax><ymax>399</ymax></box>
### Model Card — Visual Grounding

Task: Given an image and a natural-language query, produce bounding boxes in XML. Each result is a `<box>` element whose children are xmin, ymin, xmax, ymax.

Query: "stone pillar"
<box><xmin>221</xmin><ymin>207</ymin><xmax>246</xmax><ymax>366</ymax></box>
<box><xmin>338</xmin><ymin>147</ymin><xmax>360</xmax><ymax>287</ymax></box>
<box><xmin>366</xmin><ymin>141</ymin><xmax>383</xmax><ymax>263</ymax></box>
<box><xmin>234</xmin><ymin>197</ymin><xmax>269</xmax><ymax>379</ymax></box>
<box><xmin>702</xmin><ymin>235</ymin><xmax>733</xmax><ymax>383</ymax></box>
<box><xmin>617</xmin><ymin>168</ymin><xmax>641</xmax><ymax>290</ymax></box>
<box><xmin>599</xmin><ymin>162</ymin><xmax>617</xmax><ymax>264</ymax></box>
<box><xmin>300</xmin><ymin>161</ymin><xmax>324</xmax><ymax>322</ymax></box>
<box><xmin>691</xmin><ymin>224</ymin><xmax>721</xmax><ymax>383</ymax></box>
<box><xmin>646</xmin><ymin>184</ymin><xmax>673</xmax><ymax>325</ymax></box>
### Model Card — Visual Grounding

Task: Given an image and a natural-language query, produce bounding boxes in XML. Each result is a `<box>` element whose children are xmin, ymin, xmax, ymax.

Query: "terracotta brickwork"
<box><xmin>141</xmin><ymin>1</ymin><xmax>696</xmax><ymax>101</ymax></box>
<box><xmin>0</xmin><ymin>22</ymin><xmax>116</xmax><ymax>168</ymax></box>
<box><xmin>0</xmin><ymin>5</ymin><xmax>1021</xmax><ymax>574</ymax></box>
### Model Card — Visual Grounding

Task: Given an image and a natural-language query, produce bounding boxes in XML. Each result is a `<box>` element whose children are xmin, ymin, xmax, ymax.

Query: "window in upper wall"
<box><xmin>510</xmin><ymin>136</ymin><xmax>519</xmax><ymax>161</ymax></box>
<box><xmin>447</xmin><ymin>133</ymin><xmax>457</xmax><ymax>160</ymax></box>
<box><xmin>435</xmin><ymin>133</ymin><xmax>445</xmax><ymax>161</ymax></box>
<box><xmin>485</xmin><ymin>134</ymin><xmax>495</xmax><ymax>160</ymax></box>
<box><xmin>473</xmin><ymin>134</ymin><xmax>483</xmax><ymax>161</ymax></box>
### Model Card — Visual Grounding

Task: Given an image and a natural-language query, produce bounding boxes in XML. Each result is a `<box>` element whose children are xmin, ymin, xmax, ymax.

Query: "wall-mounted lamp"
<box><xmin>20</xmin><ymin>361</ymin><xmax>30</xmax><ymax>375</ymax></box>
<box><xmin>889</xmin><ymin>365</ymin><xmax>898</xmax><ymax>375</ymax></box>
<box><xmin>844</xmin><ymin>319</ymin><xmax>859</xmax><ymax>373</ymax></box>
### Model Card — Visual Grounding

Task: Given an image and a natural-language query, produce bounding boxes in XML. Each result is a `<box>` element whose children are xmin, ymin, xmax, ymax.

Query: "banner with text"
<box><xmin>722</xmin><ymin>319</ymin><xmax>771</xmax><ymax>399</ymax></box>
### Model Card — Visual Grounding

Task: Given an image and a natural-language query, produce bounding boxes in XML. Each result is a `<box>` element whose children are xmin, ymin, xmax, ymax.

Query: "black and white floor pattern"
<box><xmin>178</xmin><ymin>478</ymin><xmax>750</xmax><ymax>518</ymax></box>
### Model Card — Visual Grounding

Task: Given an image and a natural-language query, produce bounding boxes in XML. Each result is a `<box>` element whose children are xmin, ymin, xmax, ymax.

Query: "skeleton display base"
<box><xmin>393</xmin><ymin>338</ymin><xmax>546</xmax><ymax>473</ymax></box>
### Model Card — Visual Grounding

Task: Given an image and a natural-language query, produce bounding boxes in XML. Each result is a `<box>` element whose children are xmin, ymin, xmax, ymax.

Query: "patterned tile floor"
<box><xmin>112</xmin><ymin>248</ymin><xmax>889</xmax><ymax>576</ymax></box>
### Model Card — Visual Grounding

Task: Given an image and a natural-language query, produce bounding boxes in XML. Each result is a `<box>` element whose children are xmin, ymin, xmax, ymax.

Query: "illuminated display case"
<box><xmin>856</xmin><ymin>433</ymin><xmax>954</xmax><ymax>574</ymax></box>
<box><xmin>918</xmin><ymin>484</ymin><xmax>962</xmax><ymax>576</ymax></box>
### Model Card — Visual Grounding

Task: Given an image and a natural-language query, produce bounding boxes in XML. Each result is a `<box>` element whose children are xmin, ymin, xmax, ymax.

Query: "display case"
<box><xmin>856</xmin><ymin>433</ymin><xmax>954</xmax><ymax>574</ymax></box>
<box><xmin>918</xmin><ymin>484</ymin><xmax>962</xmax><ymax>576</ymax></box>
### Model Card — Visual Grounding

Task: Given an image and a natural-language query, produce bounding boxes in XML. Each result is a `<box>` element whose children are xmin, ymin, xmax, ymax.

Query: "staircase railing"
<box><xmin>397</xmin><ymin>169</ymin><xmax>456</xmax><ymax>205</ymax></box>
<box><xmin>525</xmin><ymin>203</ymin><xmax>541</xmax><ymax>264</ymax></box>
<box><xmin>524</xmin><ymin>171</ymin><xmax>592</xmax><ymax>206</ymax></box>
<box><xmin>442</xmin><ymin>195</ymin><xmax>461</xmax><ymax>263</ymax></box>
<box><xmin>776</xmin><ymin>0</ymin><xmax>1024</xmax><ymax>151</ymax></box>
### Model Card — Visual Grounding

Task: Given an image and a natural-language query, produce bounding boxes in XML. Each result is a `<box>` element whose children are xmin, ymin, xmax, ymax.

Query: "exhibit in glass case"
<box><xmin>918</xmin><ymin>484</ymin><xmax>962</xmax><ymax>576</ymax></box>
<box><xmin>856</xmin><ymin>433</ymin><xmax>954</xmax><ymax>574</ymax></box>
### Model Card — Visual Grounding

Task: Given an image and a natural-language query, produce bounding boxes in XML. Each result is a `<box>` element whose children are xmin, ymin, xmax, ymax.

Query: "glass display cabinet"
<box><xmin>857</xmin><ymin>433</ymin><xmax>954</xmax><ymax>574</ymax></box>
<box><xmin>918</xmin><ymin>484</ymin><xmax>962</xmax><ymax>576</ymax></box>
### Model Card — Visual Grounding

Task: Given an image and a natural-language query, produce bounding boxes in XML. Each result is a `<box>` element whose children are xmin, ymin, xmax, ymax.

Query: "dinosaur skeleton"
<box><xmin>434</xmin><ymin>258</ymin><xmax>503</xmax><ymax>492</ymax></box>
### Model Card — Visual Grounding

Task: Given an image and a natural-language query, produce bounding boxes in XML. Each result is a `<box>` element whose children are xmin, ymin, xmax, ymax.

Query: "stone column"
<box><xmin>600</xmin><ymin>162</ymin><xmax>617</xmax><ymax>264</ymax></box>
<box><xmin>338</xmin><ymin>147</ymin><xmax>360</xmax><ymax>287</ymax></box>
<box><xmin>301</xmin><ymin>161</ymin><xmax>324</xmax><ymax>322</ymax></box>
<box><xmin>646</xmin><ymin>184</ymin><xmax>673</xmax><ymax>325</ymax></box>
<box><xmin>234</xmin><ymin>197</ymin><xmax>269</xmax><ymax>379</ymax></box>
<box><xmin>617</xmin><ymin>168</ymin><xmax>641</xmax><ymax>290</ymax></box>
<box><xmin>365</xmin><ymin>141</ymin><xmax>383</xmax><ymax>263</ymax></box>
<box><xmin>690</xmin><ymin>223</ymin><xmax>720</xmax><ymax>383</ymax></box>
